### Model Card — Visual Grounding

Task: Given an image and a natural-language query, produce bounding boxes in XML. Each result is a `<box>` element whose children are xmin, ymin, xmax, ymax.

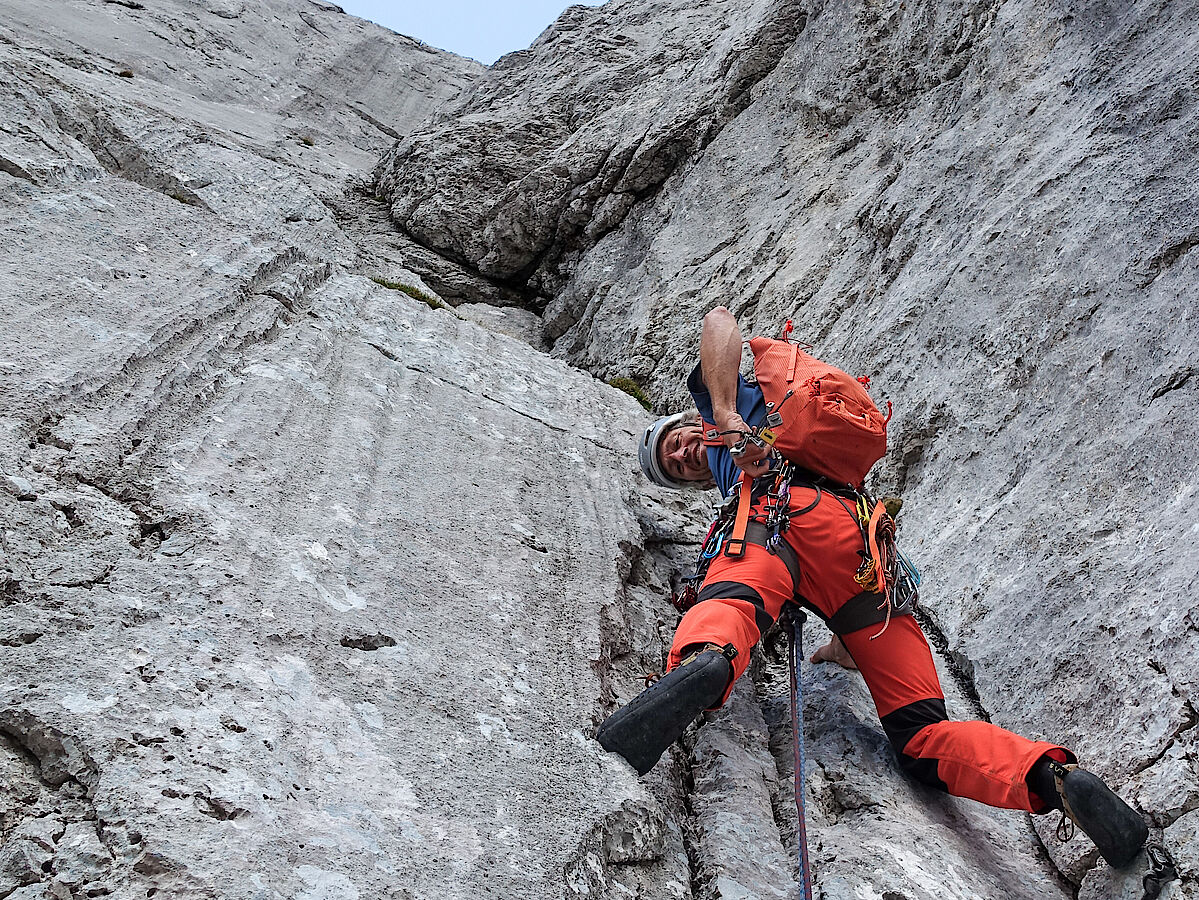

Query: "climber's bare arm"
<box><xmin>699</xmin><ymin>307</ymin><xmax>769</xmax><ymax>474</ymax></box>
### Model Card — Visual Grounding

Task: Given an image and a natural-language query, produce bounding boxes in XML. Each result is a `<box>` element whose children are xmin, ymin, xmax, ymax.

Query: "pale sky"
<box><xmin>336</xmin><ymin>1</ymin><xmax>609</xmax><ymax>65</ymax></box>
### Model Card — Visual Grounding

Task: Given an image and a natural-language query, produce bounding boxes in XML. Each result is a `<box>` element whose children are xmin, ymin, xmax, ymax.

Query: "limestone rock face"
<box><xmin>373</xmin><ymin>0</ymin><xmax>808</xmax><ymax>305</ymax></box>
<box><xmin>375</xmin><ymin>0</ymin><xmax>1199</xmax><ymax>896</ymax></box>
<box><xmin>0</xmin><ymin>0</ymin><xmax>480</xmax><ymax>199</ymax></box>
<box><xmin>4</xmin><ymin>0</ymin><xmax>1197</xmax><ymax>898</ymax></box>
<box><xmin>540</xmin><ymin>12</ymin><xmax>1199</xmax><ymax>897</ymax></box>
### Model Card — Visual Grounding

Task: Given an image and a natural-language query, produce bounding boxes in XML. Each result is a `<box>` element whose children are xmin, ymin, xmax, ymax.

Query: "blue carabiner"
<box><xmin>703</xmin><ymin>533</ymin><xmax>725</xmax><ymax>559</ymax></box>
<box><xmin>897</xmin><ymin>549</ymin><xmax>922</xmax><ymax>587</ymax></box>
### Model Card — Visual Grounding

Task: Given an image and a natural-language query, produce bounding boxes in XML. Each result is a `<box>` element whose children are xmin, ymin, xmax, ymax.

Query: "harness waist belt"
<box><xmin>716</xmin><ymin>514</ymin><xmax>909</xmax><ymax>637</ymax></box>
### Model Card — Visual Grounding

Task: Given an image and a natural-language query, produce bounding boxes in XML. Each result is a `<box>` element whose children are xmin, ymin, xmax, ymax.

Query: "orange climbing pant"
<box><xmin>668</xmin><ymin>484</ymin><xmax>1070</xmax><ymax>813</ymax></box>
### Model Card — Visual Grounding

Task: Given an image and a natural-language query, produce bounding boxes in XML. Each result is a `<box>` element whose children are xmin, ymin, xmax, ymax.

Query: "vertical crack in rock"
<box><xmin>687</xmin><ymin>664</ymin><xmax>799</xmax><ymax>899</ymax></box>
<box><xmin>675</xmin><ymin>733</ymin><xmax>712</xmax><ymax>900</ymax></box>
<box><xmin>0</xmin><ymin>711</ymin><xmax>140</xmax><ymax>899</ymax></box>
<box><xmin>578</xmin><ymin>510</ymin><xmax>697</xmax><ymax>899</ymax></box>
<box><xmin>914</xmin><ymin>607</ymin><xmax>992</xmax><ymax>723</ymax></box>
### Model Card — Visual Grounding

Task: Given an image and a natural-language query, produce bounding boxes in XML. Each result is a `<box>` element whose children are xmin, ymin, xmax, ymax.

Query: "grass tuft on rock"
<box><xmin>607</xmin><ymin>376</ymin><xmax>651</xmax><ymax>410</ymax></box>
<box><xmin>370</xmin><ymin>276</ymin><xmax>445</xmax><ymax>310</ymax></box>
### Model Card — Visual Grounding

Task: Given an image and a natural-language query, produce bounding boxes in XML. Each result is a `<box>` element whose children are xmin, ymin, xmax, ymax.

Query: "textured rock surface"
<box><xmin>0</xmin><ymin>6</ymin><xmax>680</xmax><ymax>888</ymax></box>
<box><xmin>1</xmin><ymin>3</ymin><xmax>673</xmax><ymax>898</ymax></box>
<box><xmin>374</xmin><ymin>0</ymin><xmax>809</xmax><ymax>305</ymax></box>
<box><xmin>0</xmin><ymin>0</ymin><xmax>480</xmax><ymax>194</ymax></box>
<box><xmin>380</xmin><ymin>0</ymin><xmax>1199</xmax><ymax>894</ymax></box>
<box><xmin>5</xmin><ymin>0</ymin><xmax>1198</xmax><ymax>898</ymax></box>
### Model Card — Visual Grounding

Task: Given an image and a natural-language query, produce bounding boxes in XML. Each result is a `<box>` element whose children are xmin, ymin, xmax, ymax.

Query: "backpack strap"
<box><xmin>724</xmin><ymin>473</ymin><xmax>753</xmax><ymax>557</ymax></box>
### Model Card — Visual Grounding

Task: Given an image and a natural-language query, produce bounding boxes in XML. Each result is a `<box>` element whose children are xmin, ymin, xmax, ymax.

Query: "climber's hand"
<box><xmin>717</xmin><ymin>411</ymin><xmax>770</xmax><ymax>476</ymax></box>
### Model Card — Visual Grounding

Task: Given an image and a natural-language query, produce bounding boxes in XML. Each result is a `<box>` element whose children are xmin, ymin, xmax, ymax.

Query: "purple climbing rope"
<box><xmin>787</xmin><ymin>609</ymin><xmax>814</xmax><ymax>900</ymax></box>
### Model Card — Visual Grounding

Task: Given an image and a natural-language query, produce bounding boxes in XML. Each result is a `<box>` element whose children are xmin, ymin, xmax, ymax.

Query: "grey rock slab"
<box><xmin>455</xmin><ymin>304</ymin><xmax>549</xmax><ymax>350</ymax></box>
<box><xmin>0</xmin><ymin>839</ymin><xmax>49</xmax><ymax>891</ymax></box>
<box><xmin>12</xmin><ymin>817</ymin><xmax>65</xmax><ymax>853</ymax></box>
<box><xmin>0</xmin><ymin>24</ymin><xmax>413</xmax><ymax>459</ymax></box>
<box><xmin>0</xmin><ymin>3</ymin><xmax>673</xmax><ymax>896</ymax></box>
<box><xmin>0</xmin><ymin>0</ymin><xmax>480</xmax><ymax>151</ymax></box>
<box><xmin>6</xmin><ymin>0</ymin><xmax>1198</xmax><ymax>895</ymax></box>
<box><xmin>2</xmin><ymin>265</ymin><xmax>679</xmax><ymax>897</ymax></box>
<box><xmin>52</xmin><ymin>822</ymin><xmax>112</xmax><ymax>887</ymax></box>
<box><xmin>1</xmin><ymin>475</ymin><xmax>36</xmax><ymax>500</ymax></box>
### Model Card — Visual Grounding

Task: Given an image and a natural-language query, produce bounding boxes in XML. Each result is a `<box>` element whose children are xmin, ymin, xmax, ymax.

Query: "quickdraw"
<box><xmin>762</xmin><ymin>461</ymin><xmax>796</xmax><ymax>550</ymax></box>
<box><xmin>671</xmin><ymin>494</ymin><xmax>739</xmax><ymax>613</ymax></box>
<box><xmin>829</xmin><ymin>486</ymin><xmax>920</xmax><ymax>639</ymax></box>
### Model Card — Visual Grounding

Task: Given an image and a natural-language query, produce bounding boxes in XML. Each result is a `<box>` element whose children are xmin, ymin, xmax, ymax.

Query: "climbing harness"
<box><xmin>671</xmin><ymin>459</ymin><xmax>794</xmax><ymax>608</ymax></box>
<box><xmin>672</xmin><ymin>459</ymin><xmax>921</xmax><ymax>639</ymax></box>
<box><xmin>785</xmin><ymin>607</ymin><xmax>814</xmax><ymax>900</ymax></box>
<box><xmin>1142</xmin><ymin>843</ymin><xmax>1177</xmax><ymax>900</ymax></box>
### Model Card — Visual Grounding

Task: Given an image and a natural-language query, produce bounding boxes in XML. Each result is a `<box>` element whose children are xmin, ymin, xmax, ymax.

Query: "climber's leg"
<box><xmin>596</xmin><ymin>537</ymin><xmax>795</xmax><ymax>775</ymax></box>
<box><xmin>840</xmin><ymin>614</ymin><xmax>1068</xmax><ymax>812</ymax></box>
<box><xmin>669</xmin><ymin>538</ymin><xmax>796</xmax><ymax>706</ymax></box>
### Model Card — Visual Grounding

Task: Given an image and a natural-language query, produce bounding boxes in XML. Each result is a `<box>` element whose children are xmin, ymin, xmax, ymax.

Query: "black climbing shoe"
<box><xmin>596</xmin><ymin>646</ymin><xmax>734</xmax><ymax>776</ymax></box>
<box><xmin>1047</xmin><ymin>760</ymin><xmax>1149</xmax><ymax>868</ymax></box>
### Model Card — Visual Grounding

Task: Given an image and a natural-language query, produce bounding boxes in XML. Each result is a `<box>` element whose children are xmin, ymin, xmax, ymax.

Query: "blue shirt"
<box><xmin>686</xmin><ymin>363</ymin><xmax>770</xmax><ymax>498</ymax></box>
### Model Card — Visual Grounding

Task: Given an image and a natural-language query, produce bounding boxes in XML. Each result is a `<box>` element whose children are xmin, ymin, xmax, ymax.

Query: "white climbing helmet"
<box><xmin>637</xmin><ymin>412</ymin><xmax>694</xmax><ymax>490</ymax></box>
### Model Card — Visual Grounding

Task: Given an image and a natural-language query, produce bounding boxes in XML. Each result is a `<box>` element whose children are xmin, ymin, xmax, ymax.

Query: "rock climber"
<box><xmin>596</xmin><ymin>305</ymin><xmax>1149</xmax><ymax>870</ymax></box>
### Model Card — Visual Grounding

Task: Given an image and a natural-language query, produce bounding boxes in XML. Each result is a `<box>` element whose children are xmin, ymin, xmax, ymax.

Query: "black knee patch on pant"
<box><xmin>695</xmin><ymin>581</ymin><xmax>773</xmax><ymax>636</ymax></box>
<box><xmin>881</xmin><ymin>698</ymin><xmax>950</xmax><ymax>793</ymax></box>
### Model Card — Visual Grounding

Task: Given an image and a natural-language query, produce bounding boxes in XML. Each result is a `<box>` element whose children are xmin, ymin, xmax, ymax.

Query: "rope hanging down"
<box><xmin>786</xmin><ymin>608</ymin><xmax>814</xmax><ymax>900</ymax></box>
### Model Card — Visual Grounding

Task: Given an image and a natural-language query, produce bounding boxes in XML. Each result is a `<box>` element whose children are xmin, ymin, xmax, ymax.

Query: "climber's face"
<box><xmin>658</xmin><ymin>418</ymin><xmax>711</xmax><ymax>484</ymax></box>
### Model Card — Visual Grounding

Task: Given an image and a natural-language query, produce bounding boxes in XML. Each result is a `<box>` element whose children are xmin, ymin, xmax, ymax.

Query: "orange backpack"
<box><xmin>748</xmin><ymin>328</ymin><xmax>890</xmax><ymax>488</ymax></box>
